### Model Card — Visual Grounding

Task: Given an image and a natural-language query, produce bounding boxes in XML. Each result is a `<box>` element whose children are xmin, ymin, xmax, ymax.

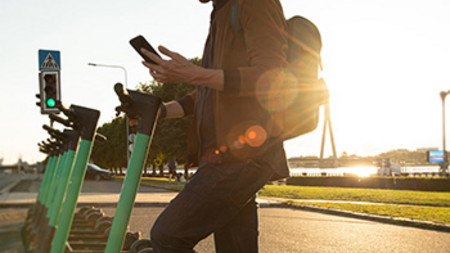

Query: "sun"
<box><xmin>346</xmin><ymin>166</ymin><xmax>377</xmax><ymax>177</ymax></box>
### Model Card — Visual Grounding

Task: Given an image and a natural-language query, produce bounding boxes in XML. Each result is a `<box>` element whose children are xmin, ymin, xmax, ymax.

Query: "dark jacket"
<box><xmin>179</xmin><ymin>0</ymin><xmax>289</xmax><ymax>179</ymax></box>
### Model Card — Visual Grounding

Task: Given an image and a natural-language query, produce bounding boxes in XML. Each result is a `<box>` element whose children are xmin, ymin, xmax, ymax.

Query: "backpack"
<box><xmin>230</xmin><ymin>0</ymin><xmax>329</xmax><ymax>140</ymax></box>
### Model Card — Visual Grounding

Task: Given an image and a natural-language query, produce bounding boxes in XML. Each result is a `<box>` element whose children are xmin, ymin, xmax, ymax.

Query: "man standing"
<box><xmin>139</xmin><ymin>0</ymin><xmax>289</xmax><ymax>251</ymax></box>
<box><xmin>168</xmin><ymin>157</ymin><xmax>177</xmax><ymax>182</ymax></box>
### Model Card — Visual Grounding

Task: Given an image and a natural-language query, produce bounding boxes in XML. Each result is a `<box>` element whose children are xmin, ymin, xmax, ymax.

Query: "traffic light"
<box><xmin>39</xmin><ymin>71</ymin><xmax>60</xmax><ymax>114</ymax></box>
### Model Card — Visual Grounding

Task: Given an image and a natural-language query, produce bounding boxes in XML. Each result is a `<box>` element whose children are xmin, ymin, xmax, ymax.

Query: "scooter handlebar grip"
<box><xmin>42</xmin><ymin>124</ymin><xmax>54</xmax><ymax>132</ymax></box>
<box><xmin>55</xmin><ymin>101</ymin><xmax>74</xmax><ymax>118</ymax></box>
<box><xmin>114</xmin><ymin>83</ymin><xmax>132</xmax><ymax>104</ymax></box>
<box><xmin>49</xmin><ymin>114</ymin><xmax>72</xmax><ymax>127</ymax></box>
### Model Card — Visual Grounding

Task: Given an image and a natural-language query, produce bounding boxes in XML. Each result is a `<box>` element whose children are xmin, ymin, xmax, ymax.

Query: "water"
<box><xmin>145</xmin><ymin>165</ymin><xmax>441</xmax><ymax>177</ymax></box>
<box><xmin>289</xmin><ymin>165</ymin><xmax>441</xmax><ymax>177</ymax></box>
<box><xmin>174</xmin><ymin>166</ymin><xmax>379</xmax><ymax>177</ymax></box>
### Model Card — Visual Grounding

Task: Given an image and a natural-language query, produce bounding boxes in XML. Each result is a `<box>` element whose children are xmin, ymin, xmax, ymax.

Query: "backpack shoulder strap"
<box><xmin>230</xmin><ymin>0</ymin><xmax>245</xmax><ymax>45</ymax></box>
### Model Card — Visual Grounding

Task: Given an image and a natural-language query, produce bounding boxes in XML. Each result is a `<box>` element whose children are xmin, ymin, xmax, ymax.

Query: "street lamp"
<box><xmin>88</xmin><ymin>62</ymin><xmax>130</xmax><ymax>168</ymax></box>
<box><xmin>440</xmin><ymin>90</ymin><xmax>450</xmax><ymax>174</ymax></box>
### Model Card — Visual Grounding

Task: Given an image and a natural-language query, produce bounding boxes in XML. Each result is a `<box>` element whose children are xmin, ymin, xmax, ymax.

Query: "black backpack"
<box><xmin>230</xmin><ymin>0</ymin><xmax>329</xmax><ymax>140</ymax></box>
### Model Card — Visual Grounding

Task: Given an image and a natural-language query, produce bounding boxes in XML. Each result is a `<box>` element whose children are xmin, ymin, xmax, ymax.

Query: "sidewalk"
<box><xmin>0</xmin><ymin>191</ymin><xmax>278</xmax><ymax>207</ymax></box>
<box><xmin>1</xmin><ymin>175</ymin><xmax>449</xmax><ymax>234</ymax></box>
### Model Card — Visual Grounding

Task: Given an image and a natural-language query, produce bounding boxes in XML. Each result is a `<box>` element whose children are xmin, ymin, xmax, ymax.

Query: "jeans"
<box><xmin>151</xmin><ymin>160</ymin><xmax>273</xmax><ymax>253</ymax></box>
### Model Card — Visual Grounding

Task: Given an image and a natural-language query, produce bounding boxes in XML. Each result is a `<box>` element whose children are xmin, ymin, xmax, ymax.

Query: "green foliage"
<box><xmin>377</xmin><ymin>149</ymin><xmax>428</xmax><ymax>164</ymax></box>
<box><xmin>92</xmin><ymin>117</ymin><xmax>127</xmax><ymax>169</ymax></box>
<box><xmin>137</xmin><ymin>79</ymin><xmax>195</xmax><ymax>164</ymax></box>
<box><xmin>292</xmin><ymin>148</ymin><xmax>435</xmax><ymax>165</ymax></box>
<box><xmin>136</xmin><ymin>57</ymin><xmax>200</xmax><ymax>164</ymax></box>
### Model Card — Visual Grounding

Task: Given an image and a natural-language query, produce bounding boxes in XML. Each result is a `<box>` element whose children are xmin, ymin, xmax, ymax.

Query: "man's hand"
<box><xmin>141</xmin><ymin>46</ymin><xmax>203</xmax><ymax>84</ymax></box>
<box><xmin>141</xmin><ymin>45</ymin><xmax>224</xmax><ymax>90</ymax></box>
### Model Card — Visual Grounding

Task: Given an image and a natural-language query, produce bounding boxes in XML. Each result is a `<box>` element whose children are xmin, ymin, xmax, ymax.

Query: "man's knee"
<box><xmin>150</xmin><ymin>218</ymin><xmax>168</xmax><ymax>245</ymax></box>
<box><xmin>151</xmin><ymin>220</ymin><xmax>197</xmax><ymax>253</ymax></box>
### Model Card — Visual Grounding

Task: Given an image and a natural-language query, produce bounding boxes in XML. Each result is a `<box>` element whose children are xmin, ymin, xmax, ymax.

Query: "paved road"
<box><xmin>80</xmin><ymin>179</ymin><xmax>169</xmax><ymax>194</ymax></box>
<box><xmin>100</xmin><ymin>206</ymin><xmax>450</xmax><ymax>253</ymax></box>
<box><xmin>0</xmin><ymin>173</ymin><xmax>21</xmax><ymax>192</ymax></box>
<box><xmin>3</xmin><ymin>175</ymin><xmax>450</xmax><ymax>253</ymax></box>
<box><xmin>79</xmin><ymin>179</ymin><xmax>450</xmax><ymax>253</ymax></box>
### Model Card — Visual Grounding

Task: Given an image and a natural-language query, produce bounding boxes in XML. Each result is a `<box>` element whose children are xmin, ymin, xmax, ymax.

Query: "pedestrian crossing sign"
<box><xmin>39</xmin><ymin>49</ymin><xmax>61</xmax><ymax>70</ymax></box>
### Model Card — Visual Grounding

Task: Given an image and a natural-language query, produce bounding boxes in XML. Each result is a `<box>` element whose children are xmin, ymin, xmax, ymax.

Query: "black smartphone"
<box><xmin>129</xmin><ymin>35</ymin><xmax>161</xmax><ymax>64</ymax></box>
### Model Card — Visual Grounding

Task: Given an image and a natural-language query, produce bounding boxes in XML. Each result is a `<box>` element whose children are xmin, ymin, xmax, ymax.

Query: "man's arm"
<box><xmin>139</xmin><ymin>0</ymin><xmax>287</xmax><ymax>96</ymax></box>
<box><xmin>163</xmin><ymin>89</ymin><xmax>197</xmax><ymax>119</ymax></box>
<box><xmin>163</xmin><ymin>100</ymin><xmax>185</xmax><ymax>119</ymax></box>
<box><xmin>141</xmin><ymin>46</ymin><xmax>224</xmax><ymax>91</ymax></box>
<box><xmin>221</xmin><ymin>0</ymin><xmax>288</xmax><ymax>96</ymax></box>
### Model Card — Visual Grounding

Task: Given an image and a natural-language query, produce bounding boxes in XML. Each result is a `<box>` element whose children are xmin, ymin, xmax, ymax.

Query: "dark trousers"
<box><xmin>150</xmin><ymin>160</ymin><xmax>273</xmax><ymax>253</ymax></box>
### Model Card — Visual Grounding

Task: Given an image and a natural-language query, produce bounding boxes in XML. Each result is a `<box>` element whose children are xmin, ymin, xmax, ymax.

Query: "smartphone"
<box><xmin>129</xmin><ymin>35</ymin><xmax>161</xmax><ymax>64</ymax></box>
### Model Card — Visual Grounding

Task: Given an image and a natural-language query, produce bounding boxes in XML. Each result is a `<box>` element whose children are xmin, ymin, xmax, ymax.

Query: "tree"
<box><xmin>92</xmin><ymin>57</ymin><xmax>200</xmax><ymax>169</ymax></box>
<box><xmin>137</xmin><ymin>57</ymin><xmax>200</xmax><ymax>165</ymax></box>
<box><xmin>91</xmin><ymin>116</ymin><xmax>128</xmax><ymax>170</ymax></box>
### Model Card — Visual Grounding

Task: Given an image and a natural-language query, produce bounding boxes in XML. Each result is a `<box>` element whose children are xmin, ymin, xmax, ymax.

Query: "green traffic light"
<box><xmin>46</xmin><ymin>98</ymin><xmax>56</xmax><ymax>108</ymax></box>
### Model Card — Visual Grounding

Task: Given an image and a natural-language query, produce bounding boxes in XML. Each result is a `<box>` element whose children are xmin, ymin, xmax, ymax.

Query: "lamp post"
<box><xmin>88</xmin><ymin>63</ymin><xmax>130</xmax><ymax>168</ymax></box>
<box><xmin>440</xmin><ymin>90</ymin><xmax>450</xmax><ymax>175</ymax></box>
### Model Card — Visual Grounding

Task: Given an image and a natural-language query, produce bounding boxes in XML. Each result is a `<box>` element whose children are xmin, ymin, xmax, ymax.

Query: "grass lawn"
<box><xmin>291</xmin><ymin>201</ymin><xmax>450</xmax><ymax>225</ymax></box>
<box><xmin>259</xmin><ymin>185</ymin><xmax>450</xmax><ymax>207</ymax></box>
<box><xmin>115</xmin><ymin>176</ymin><xmax>185</xmax><ymax>191</ymax></box>
<box><xmin>116</xmin><ymin>176</ymin><xmax>450</xmax><ymax>224</ymax></box>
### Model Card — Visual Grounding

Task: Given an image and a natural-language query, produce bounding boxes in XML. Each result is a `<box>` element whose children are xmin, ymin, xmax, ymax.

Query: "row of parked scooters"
<box><xmin>22</xmin><ymin>83</ymin><xmax>160</xmax><ymax>252</ymax></box>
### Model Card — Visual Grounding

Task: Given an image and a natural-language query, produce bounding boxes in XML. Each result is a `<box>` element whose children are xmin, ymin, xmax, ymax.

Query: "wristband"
<box><xmin>159</xmin><ymin>104</ymin><xmax>167</xmax><ymax>119</ymax></box>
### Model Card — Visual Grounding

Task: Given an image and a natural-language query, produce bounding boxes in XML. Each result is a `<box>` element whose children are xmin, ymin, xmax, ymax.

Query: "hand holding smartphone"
<box><xmin>129</xmin><ymin>35</ymin><xmax>161</xmax><ymax>65</ymax></box>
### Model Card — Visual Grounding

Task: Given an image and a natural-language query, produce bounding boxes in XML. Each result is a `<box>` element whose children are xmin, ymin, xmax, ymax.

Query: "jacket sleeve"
<box><xmin>177</xmin><ymin>89</ymin><xmax>197</xmax><ymax>116</ymax></box>
<box><xmin>221</xmin><ymin>0</ymin><xmax>288</xmax><ymax>96</ymax></box>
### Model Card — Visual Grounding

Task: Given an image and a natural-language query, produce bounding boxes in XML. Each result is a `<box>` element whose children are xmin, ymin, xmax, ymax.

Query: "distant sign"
<box><xmin>427</xmin><ymin>150</ymin><xmax>444</xmax><ymax>163</ymax></box>
<box><xmin>39</xmin><ymin>50</ymin><xmax>61</xmax><ymax>70</ymax></box>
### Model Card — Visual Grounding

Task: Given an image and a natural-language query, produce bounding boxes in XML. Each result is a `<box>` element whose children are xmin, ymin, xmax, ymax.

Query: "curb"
<box><xmin>277</xmin><ymin>201</ymin><xmax>450</xmax><ymax>233</ymax></box>
<box><xmin>0</xmin><ymin>178</ymin><xmax>23</xmax><ymax>194</ymax></box>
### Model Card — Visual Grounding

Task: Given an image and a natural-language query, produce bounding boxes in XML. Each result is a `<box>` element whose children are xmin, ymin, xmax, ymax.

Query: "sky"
<box><xmin>0</xmin><ymin>0</ymin><xmax>450</xmax><ymax>165</ymax></box>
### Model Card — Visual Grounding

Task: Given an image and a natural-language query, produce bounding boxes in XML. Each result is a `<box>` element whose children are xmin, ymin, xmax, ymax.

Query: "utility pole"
<box><xmin>440</xmin><ymin>90</ymin><xmax>450</xmax><ymax>175</ymax></box>
<box><xmin>88</xmin><ymin>63</ymin><xmax>130</xmax><ymax>167</ymax></box>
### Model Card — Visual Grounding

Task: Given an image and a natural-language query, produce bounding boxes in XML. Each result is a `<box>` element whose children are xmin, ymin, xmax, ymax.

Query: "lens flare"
<box><xmin>245</xmin><ymin>125</ymin><xmax>267</xmax><ymax>147</ymax></box>
<box><xmin>255</xmin><ymin>68</ymin><xmax>298</xmax><ymax>112</ymax></box>
<box><xmin>219</xmin><ymin>146</ymin><xmax>227</xmax><ymax>153</ymax></box>
<box><xmin>238</xmin><ymin>135</ymin><xmax>246</xmax><ymax>145</ymax></box>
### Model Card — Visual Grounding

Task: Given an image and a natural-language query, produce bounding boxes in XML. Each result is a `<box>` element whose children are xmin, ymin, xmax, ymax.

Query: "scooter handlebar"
<box><xmin>43</xmin><ymin>125</ymin><xmax>65</xmax><ymax>140</ymax></box>
<box><xmin>114</xmin><ymin>82</ymin><xmax>138</xmax><ymax>118</ymax></box>
<box><xmin>49</xmin><ymin>114</ymin><xmax>72</xmax><ymax>127</ymax></box>
<box><xmin>55</xmin><ymin>101</ymin><xmax>73</xmax><ymax>118</ymax></box>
